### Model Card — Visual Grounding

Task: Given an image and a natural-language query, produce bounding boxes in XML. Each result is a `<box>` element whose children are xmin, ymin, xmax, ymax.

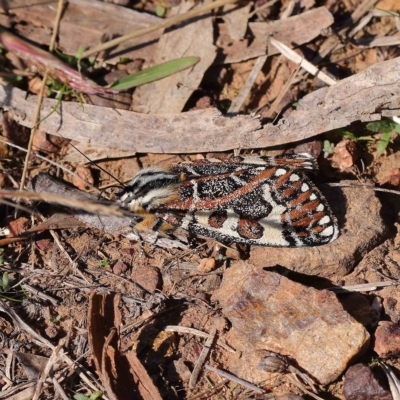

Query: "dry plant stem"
<box><xmin>0</xmin><ymin>298</ymin><xmax>105</xmax><ymax>396</ymax></box>
<box><xmin>51</xmin><ymin>376</ymin><xmax>69</xmax><ymax>400</ymax></box>
<box><xmin>379</xmin><ymin>361</ymin><xmax>400</xmax><ymax>400</ymax></box>
<box><xmin>327</xmin><ymin>183</ymin><xmax>400</xmax><ymax>196</ymax></box>
<box><xmin>32</xmin><ymin>343</ymin><xmax>63</xmax><ymax>400</ymax></box>
<box><xmin>188</xmin><ymin>378</ymin><xmax>230</xmax><ymax>400</ymax></box>
<box><xmin>286</xmin><ymin>374</ymin><xmax>324</xmax><ymax>400</ymax></box>
<box><xmin>19</xmin><ymin>0</ymin><xmax>64</xmax><ymax>192</ymax></box>
<box><xmin>204</xmin><ymin>364</ymin><xmax>265</xmax><ymax>394</ymax></box>
<box><xmin>49</xmin><ymin>0</ymin><xmax>65</xmax><ymax>51</ymax></box>
<box><xmin>265</xmin><ymin>61</ymin><xmax>301</xmax><ymax>119</ymax></box>
<box><xmin>189</xmin><ymin>326</ymin><xmax>217</xmax><ymax>389</ymax></box>
<box><xmin>249</xmin><ymin>0</ymin><xmax>279</xmax><ymax>17</ymax></box>
<box><xmin>165</xmin><ymin>325</ymin><xmax>235</xmax><ymax>353</ymax></box>
<box><xmin>19</xmin><ymin>71</ymin><xmax>49</xmax><ymax>192</ymax></box>
<box><xmin>270</xmin><ymin>38</ymin><xmax>336</xmax><ymax>85</ymax></box>
<box><xmin>0</xmin><ymin>138</ymin><xmax>98</xmax><ymax>192</ymax></box>
<box><xmin>0</xmin><ymin>190</ymin><xmax>126</xmax><ymax>217</ymax></box>
<box><xmin>228</xmin><ymin>55</ymin><xmax>268</xmax><ymax>114</ymax></box>
<box><xmin>329</xmin><ymin>281</ymin><xmax>400</xmax><ymax>293</ymax></box>
<box><xmin>81</xmin><ymin>0</ymin><xmax>240</xmax><ymax>59</ymax></box>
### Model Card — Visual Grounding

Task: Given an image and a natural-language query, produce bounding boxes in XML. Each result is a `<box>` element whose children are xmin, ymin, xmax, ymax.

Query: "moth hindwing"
<box><xmin>119</xmin><ymin>154</ymin><xmax>339</xmax><ymax>247</ymax></box>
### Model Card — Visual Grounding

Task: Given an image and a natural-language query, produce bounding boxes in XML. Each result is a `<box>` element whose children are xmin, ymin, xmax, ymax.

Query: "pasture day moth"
<box><xmin>118</xmin><ymin>154</ymin><xmax>339</xmax><ymax>247</ymax></box>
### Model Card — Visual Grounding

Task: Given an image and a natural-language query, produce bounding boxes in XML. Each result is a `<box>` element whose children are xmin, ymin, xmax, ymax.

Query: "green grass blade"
<box><xmin>109</xmin><ymin>56</ymin><xmax>200</xmax><ymax>90</ymax></box>
<box><xmin>377</xmin><ymin>131</ymin><xmax>392</xmax><ymax>154</ymax></box>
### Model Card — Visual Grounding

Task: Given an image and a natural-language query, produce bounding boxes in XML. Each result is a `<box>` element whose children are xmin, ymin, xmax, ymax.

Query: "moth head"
<box><xmin>119</xmin><ymin>167</ymin><xmax>181</xmax><ymax>212</ymax></box>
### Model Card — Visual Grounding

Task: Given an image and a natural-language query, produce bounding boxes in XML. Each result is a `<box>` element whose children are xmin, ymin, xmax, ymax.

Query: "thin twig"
<box><xmin>379</xmin><ymin>361</ymin><xmax>400</xmax><ymax>400</ymax></box>
<box><xmin>270</xmin><ymin>38</ymin><xmax>336</xmax><ymax>86</ymax></box>
<box><xmin>189</xmin><ymin>326</ymin><xmax>217</xmax><ymax>388</ymax></box>
<box><xmin>19</xmin><ymin>72</ymin><xmax>49</xmax><ymax>192</ymax></box>
<box><xmin>165</xmin><ymin>325</ymin><xmax>235</xmax><ymax>353</ymax></box>
<box><xmin>329</xmin><ymin>280</ymin><xmax>400</xmax><ymax>293</ymax></box>
<box><xmin>265</xmin><ymin>61</ymin><xmax>302</xmax><ymax>119</ymax></box>
<box><xmin>204</xmin><ymin>364</ymin><xmax>265</xmax><ymax>394</ymax></box>
<box><xmin>228</xmin><ymin>55</ymin><xmax>268</xmax><ymax>114</ymax></box>
<box><xmin>188</xmin><ymin>378</ymin><xmax>229</xmax><ymax>400</ymax></box>
<box><xmin>286</xmin><ymin>374</ymin><xmax>324</xmax><ymax>400</ymax></box>
<box><xmin>32</xmin><ymin>343</ymin><xmax>64</xmax><ymax>400</ymax></box>
<box><xmin>327</xmin><ymin>182</ymin><xmax>400</xmax><ymax>196</ymax></box>
<box><xmin>49</xmin><ymin>0</ymin><xmax>65</xmax><ymax>52</ymax></box>
<box><xmin>19</xmin><ymin>0</ymin><xmax>64</xmax><ymax>192</ymax></box>
<box><xmin>0</xmin><ymin>137</ymin><xmax>99</xmax><ymax>192</ymax></box>
<box><xmin>0</xmin><ymin>298</ymin><xmax>107</xmax><ymax>396</ymax></box>
<box><xmin>81</xmin><ymin>0</ymin><xmax>240</xmax><ymax>59</ymax></box>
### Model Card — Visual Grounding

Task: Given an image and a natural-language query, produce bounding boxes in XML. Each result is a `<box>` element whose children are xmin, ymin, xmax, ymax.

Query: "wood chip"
<box><xmin>216</xmin><ymin>7</ymin><xmax>334</xmax><ymax>64</ymax></box>
<box><xmin>2</xmin><ymin>56</ymin><xmax>400</xmax><ymax>152</ymax></box>
<box><xmin>132</xmin><ymin>1</ymin><xmax>216</xmax><ymax>114</ymax></box>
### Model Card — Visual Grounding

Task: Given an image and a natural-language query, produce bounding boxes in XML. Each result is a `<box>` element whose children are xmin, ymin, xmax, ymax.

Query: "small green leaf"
<box><xmin>377</xmin><ymin>131</ymin><xmax>392</xmax><ymax>154</ymax></box>
<box><xmin>75</xmin><ymin>45</ymin><xmax>85</xmax><ymax>60</ymax></box>
<box><xmin>392</xmin><ymin>122</ymin><xmax>400</xmax><ymax>134</ymax></box>
<box><xmin>98</xmin><ymin>258</ymin><xmax>110</xmax><ymax>267</ymax></box>
<box><xmin>50</xmin><ymin>315</ymin><xmax>62</xmax><ymax>323</ymax></box>
<box><xmin>156</xmin><ymin>5</ymin><xmax>166</xmax><ymax>17</ymax></box>
<box><xmin>1</xmin><ymin>272</ymin><xmax>10</xmax><ymax>291</ymax></box>
<box><xmin>109</xmin><ymin>57</ymin><xmax>200</xmax><ymax>90</ymax></box>
<box><xmin>340</xmin><ymin>130</ymin><xmax>357</xmax><ymax>141</ymax></box>
<box><xmin>74</xmin><ymin>395</ymin><xmax>90</xmax><ymax>400</ymax></box>
<box><xmin>366</xmin><ymin>120</ymin><xmax>397</xmax><ymax>133</ymax></box>
<box><xmin>323</xmin><ymin>140</ymin><xmax>335</xmax><ymax>155</ymax></box>
<box><xmin>90</xmin><ymin>391</ymin><xmax>104</xmax><ymax>400</ymax></box>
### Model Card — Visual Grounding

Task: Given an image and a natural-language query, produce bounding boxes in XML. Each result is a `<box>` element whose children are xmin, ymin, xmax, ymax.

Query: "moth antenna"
<box><xmin>58</xmin><ymin>133</ymin><xmax>127</xmax><ymax>188</ymax></box>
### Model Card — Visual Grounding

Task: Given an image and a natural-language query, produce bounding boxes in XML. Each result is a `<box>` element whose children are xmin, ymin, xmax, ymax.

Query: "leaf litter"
<box><xmin>0</xmin><ymin>0</ymin><xmax>400</xmax><ymax>399</ymax></box>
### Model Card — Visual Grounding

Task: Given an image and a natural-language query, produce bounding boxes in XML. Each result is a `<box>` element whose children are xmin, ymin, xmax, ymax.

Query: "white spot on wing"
<box><xmin>320</xmin><ymin>225</ymin><xmax>333</xmax><ymax>237</ymax></box>
<box><xmin>316</xmin><ymin>204</ymin><xmax>324</xmax><ymax>212</ymax></box>
<box><xmin>310</xmin><ymin>193</ymin><xmax>317</xmax><ymax>200</ymax></box>
<box><xmin>301</xmin><ymin>183</ymin><xmax>309</xmax><ymax>192</ymax></box>
<box><xmin>275</xmin><ymin>168</ymin><xmax>287</xmax><ymax>176</ymax></box>
<box><xmin>289</xmin><ymin>174</ymin><xmax>300</xmax><ymax>182</ymax></box>
<box><xmin>318</xmin><ymin>215</ymin><xmax>330</xmax><ymax>225</ymax></box>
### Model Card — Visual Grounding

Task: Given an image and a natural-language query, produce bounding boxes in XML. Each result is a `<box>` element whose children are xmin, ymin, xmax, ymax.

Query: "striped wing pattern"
<box><xmin>120</xmin><ymin>154</ymin><xmax>339</xmax><ymax>247</ymax></box>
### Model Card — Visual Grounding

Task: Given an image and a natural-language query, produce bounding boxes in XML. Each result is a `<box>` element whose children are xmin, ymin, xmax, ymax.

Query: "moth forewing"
<box><xmin>119</xmin><ymin>155</ymin><xmax>339</xmax><ymax>247</ymax></box>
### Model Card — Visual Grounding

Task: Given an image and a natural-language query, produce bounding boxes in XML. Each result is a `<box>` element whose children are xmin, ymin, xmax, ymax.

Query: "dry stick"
<box><xmin>327</xmin><ymin>182</ymin><xmax>400</xmax><ymax>196</ymax></box>
<box><xmin>0</xmin><ymin>298</ymin><xmax>105</xmax><ymax>396</ymax></box>
<box><xmin>18</xmin><ymin>0</ymin><xmax>64</xmax><ymax>192</ymax></box>
<box><xmin>0</xmin><ymin>137</ymin><xmax>99</xmax><ymax>192</ymax></box>
<box><xmin>32</xmin><ymin>343</ymin><xmax>64</xmax><ymax>400</ymax></box>
<box><xmin>312</xmin><ymin>0</ymin><xmax>379</xmax><ymax>63</ymax></box>
<box><xmin>379</xmin><ymin>361</ymin><xmax>400</xmax><ymax>400</ymax></box>
<box><xmin>329</xmin><ymin>280</ymin><xmax>400</xmax><ymax>294</ymax></box>
<box><xmin>189</xmin><ymin>326</ymin><xmax>217</xmax><ymax>389</ymax></box>
<box><xmin>19</xmin><ymin>72</ymin><xmax>48</xmax><ymax>192</ymax></box>
<box><xmin>165</xmin><ymin>325</ymin><xmax>235</xmax><ymax>353</ymax></box>
<box><xmin>228</xmin><ymin>55</ymin><xmax>268</xmax><ymax>114</ymax></box>
<box><xmin>81</xmin><ymin>0</ymin><xmax>240</xmax><ymax>59</ymax></box>
<box><xmin>270</xmin><ymin>38</ymin><xmax>336</xmax><ymax>86</ymax></box>
<box><xmin>286</xmin><ymin>374</ymin><xmax>324</xmax><ymax>400</ymax></box>
<box><xmin>188</xmin><ymin>378</ymin><xmax>230</xmax><ymax>400</ymax></box>
<box><xmin>265</xmin><ymin>60</ymin><xmax>302</xmax><ymax>119</ymax></box>
<box><xmin>0</xmin><ymin>190</ymin><xmax>126</xmax><ymax>217</ymax></box>
<box><xmin>204</xmin><ymin>364</ymin><xmax>265</xmax><ymax>394</ymax></box>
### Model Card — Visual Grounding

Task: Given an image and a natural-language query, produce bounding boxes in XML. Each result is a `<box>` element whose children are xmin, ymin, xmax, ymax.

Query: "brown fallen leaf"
<box><xmin>88</xmin><ymin>292</ymin><xmax>163</xmax><ymax>400</ymax></box>
<box><xmin>216</xmin><ymin>7</ymin><xmax>334</xmax><ymax>64</ymax></box>
<box><xmin>378</xmin><ymin>168</ymin><xmax>400</xmax><ymax>187</ymax></box>
<box><xmin>331</xmin><ymin>139</ymin><xmax>358</xmax><ymax>171</ymax></box>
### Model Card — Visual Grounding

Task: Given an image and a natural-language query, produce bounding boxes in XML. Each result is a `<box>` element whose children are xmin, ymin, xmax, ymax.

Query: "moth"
<box><xmin>118</xmin><ymin>154</ymin><xmax>339</xmax><ymax>247</ymax></box>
